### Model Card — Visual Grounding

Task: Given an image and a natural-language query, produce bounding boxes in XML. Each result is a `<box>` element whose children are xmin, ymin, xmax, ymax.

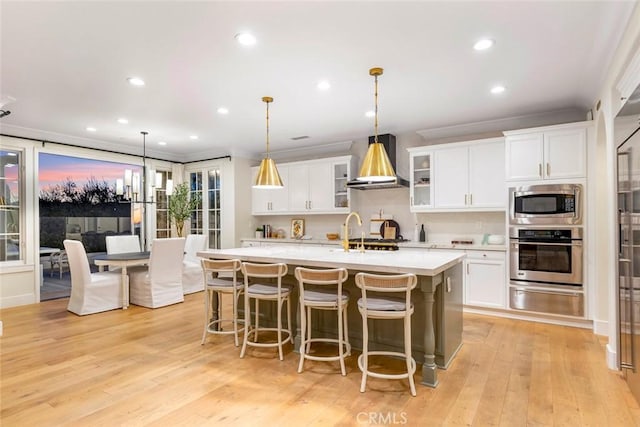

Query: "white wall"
<box><xmin>591</xmin><ymin>4</ymin><xmax>640</xmax><ymax>368</ymax></box>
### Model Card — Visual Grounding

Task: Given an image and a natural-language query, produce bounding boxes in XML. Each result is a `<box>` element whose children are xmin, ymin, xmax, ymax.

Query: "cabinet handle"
<box><xmin>469</xmin><ymin>193</ymin><xmax>473</xmax><ymax>205</ymax></box>
<box><xmin>410</xmin><ymin>196</ymin><xmax>413</xmax><ymax>206</ymax></box>
<box><xmin>466</xmin><ymin>263</ymin><xmax>470</xmax><ymax>275</ymax></box>
<box><xmin>464</xmin><ymin>194</ymin><xmax>468</xmax><ymax>205</ymax></box>
<box><xmin>538</xmin><ymin>163</ymin><xmax>542</xmax><ymax>177</ymax></box>
<box><xmin>308</xmin><ymin>200</ymin><xmax>312</xmax><ymax>210</ymax></box>
<box><xmin>546</xmin><ymin>163</ymin><xmax>550</xmax><ymax>177</ymax></box>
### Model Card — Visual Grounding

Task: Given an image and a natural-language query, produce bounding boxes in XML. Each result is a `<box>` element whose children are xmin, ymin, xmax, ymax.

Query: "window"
<box><xmin>155</xmin><ymin>171</ymin><xmax>172</xmax><ymax>238</ymax></box>
<box><xmin>190</xmin><ymin>172</ymin><xmax>203</xmax><ymax>235</ymax></box>
<box><xmin>0</xmin><ymin>149</ymin><xmax>21</xmax><ymax>262</ymax></box>
<box><xmin>187</xmin><ymin>167</ymin><xmax>222</xmax><ymax>249</ymax></box>
<box><xmin>208</xmin><ymin>168</ymin><xmax>221</xmax><ymax>249</ymax></box>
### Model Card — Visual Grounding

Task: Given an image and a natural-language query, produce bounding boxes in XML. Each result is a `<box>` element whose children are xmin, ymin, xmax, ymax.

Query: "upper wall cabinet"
<box><xmin>408</xmin><ymin>150</ymin><xmax>434</xmax><ymax>210</ymax></box>
<box><xmin>504</xmin><ymin>123</ymin><xmax>588</xmax><ymax>182</ymax></box>
<box><xmin>251</xmin><ymin>165</ymin><xmax>289</xmax><ymax>215</ymax></box>
<box><xmin>252</xmin><ymin>155</ymin><xmax>352</xmax><ymax>216</ymax></box>
<box><xmin>409</xmin><ymin>138</ymin><xmax>505</xmax><ymax>212</ymax></box>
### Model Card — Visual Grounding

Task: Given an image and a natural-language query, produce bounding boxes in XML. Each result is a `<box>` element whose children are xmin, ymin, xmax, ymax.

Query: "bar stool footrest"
<box><xmin>206</xmin><ymin>318</ymin><xmax>246</xmax><ymax>335</ymax></box>
<box><xmin>245</xmin><ymin>327</ymin><xmax>292</xmax><ymax>348</ymax></box>
<box><xmin>301</xmin><ymin>337</ymin><xmax>352</xmax><ymax>361</ymax></box>
<box><xmin>358</xmin><ymin>351</ymin><xmax>417</xmax><ymax>380</ymax></box>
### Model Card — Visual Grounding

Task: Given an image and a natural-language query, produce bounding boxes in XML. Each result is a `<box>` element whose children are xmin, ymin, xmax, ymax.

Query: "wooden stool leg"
<box><xmin>405</xmin><ymin>315</ymin><xmax>416</xmax><ymax>396</ymax></box>
<box><xmin>298</xmin><ymin>300</ymin><xmax>307</xmax><ymax>373</ymax></box>
<box><xmin>360</xmin><ymin>317</ymin><xmax>369</xmax><ymax>393</ymax></box>
<box><xmin>201</xmin><ymin>288</ymin><xmax>210</xmax><ymax>345</ymax></box>
<box><xmin>240</xmin><ymin>296</ymin><xmax>251</xmax><ymax>358</ymax></box>
<box><xmin>338</xmin><ymin>305</ymin><xmax>346</xmax><ymax>376</ymax></box>
<box><xmin>277</xmin><ymin>298</ymin><xmax>284</xmax><ymax>361</ymax></box>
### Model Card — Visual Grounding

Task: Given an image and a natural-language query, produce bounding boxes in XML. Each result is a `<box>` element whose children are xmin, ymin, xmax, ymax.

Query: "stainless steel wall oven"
<box><xmin>509</xmin><ymin>226</ymin><xmax>584</xmax><ymax>317</ymax></box>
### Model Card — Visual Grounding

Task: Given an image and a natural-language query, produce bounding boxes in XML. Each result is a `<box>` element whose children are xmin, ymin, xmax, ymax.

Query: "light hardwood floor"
<box><xmin>2</xmin><ymin>293</ymin><xmax>640</xmax><ymax>426</ymax></box>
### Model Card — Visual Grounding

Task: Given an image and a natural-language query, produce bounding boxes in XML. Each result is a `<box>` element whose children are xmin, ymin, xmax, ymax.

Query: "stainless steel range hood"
<box><xmin>346</xmin><ymin>134</ymin><xmax>409</xmax><ymax>190</ymax></box>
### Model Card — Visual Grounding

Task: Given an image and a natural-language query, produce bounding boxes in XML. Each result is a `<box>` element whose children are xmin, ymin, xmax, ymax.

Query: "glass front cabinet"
<box><xmin>408</xmin><ymin>148</ymin><xmax>433</xmax><ymax>211</ymax></box>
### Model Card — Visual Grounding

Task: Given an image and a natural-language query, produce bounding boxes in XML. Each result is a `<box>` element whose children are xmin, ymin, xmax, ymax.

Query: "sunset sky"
<box><xmin>39</xmin><ymin>153</ymin><xmax>141</xmax><ymax>191</ymax></box>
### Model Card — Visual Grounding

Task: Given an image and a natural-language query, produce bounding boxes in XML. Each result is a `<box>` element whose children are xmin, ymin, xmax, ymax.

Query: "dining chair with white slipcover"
<box><xmin>63</xmin><ymin>239</ymin><xmax>122</xmax><ymax>315</ymax></box>
<box><xmin>105</xmin><ymin>235</ymin><xmax>141</xmax><ymax>254</ymax></box>
<box><xmin>182</xmin><ymin>234</ymin><xmax>207</xmax><ymax>294</ymax></box>
<box><xmin>128</xmin><ymin>238</ymin><xmax>185</xmax><ymax>308</ymax></box>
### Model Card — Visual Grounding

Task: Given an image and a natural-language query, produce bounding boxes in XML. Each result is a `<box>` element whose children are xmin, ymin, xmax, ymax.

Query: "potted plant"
<box><xmin>168</xmin><ymin>183</ymin><xmax>201</xmax><ymax>237</ymax></box>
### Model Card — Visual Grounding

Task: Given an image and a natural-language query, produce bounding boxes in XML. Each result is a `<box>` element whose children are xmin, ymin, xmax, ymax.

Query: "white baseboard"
<box><xmin>0</xmin><ymin>293</ymin><xmax>36</xmax><ymax>309</ymax></box>
<box><xmin>607</xmin><ymin>343</ymin><xmax>618</xmax><ymax>370</ymax></box>
<box><xmin>593</xmin><ymin>319</ymin><xmax>609</xmax><ymax>336</ymax></box>
<box><xmin>463</xmin><ymin>306</ymin><xmax>593</xmax><ymax>329</ymax></box>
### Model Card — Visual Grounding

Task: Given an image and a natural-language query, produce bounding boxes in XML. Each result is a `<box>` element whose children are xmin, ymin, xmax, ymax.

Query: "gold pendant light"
<box><xmin>357</xmin><ymin>67</ymin><xmax>396</xmax><ymax>182</ymax></box>
<box><xmin>253</xmin><ymin>96</ymin><xmax>284</xmax><ymax>188</ymax></box>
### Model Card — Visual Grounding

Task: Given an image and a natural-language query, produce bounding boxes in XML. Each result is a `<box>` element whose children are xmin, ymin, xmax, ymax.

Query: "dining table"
<box><xmin>93</xmin><ymin>251</ymin><xmax>150</xmax><ymax>309</ymax></box>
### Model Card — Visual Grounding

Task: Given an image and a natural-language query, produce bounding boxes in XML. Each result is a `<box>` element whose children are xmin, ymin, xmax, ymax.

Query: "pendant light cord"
<box><xmin>266</xmin><ymin>100</ymin><xmax>270</xmax><ymax>158</ymax></box>
<box><xmin>374</xmin><ymin>73</ymin><xmax>379</xmax><ymax>144</ymax></box>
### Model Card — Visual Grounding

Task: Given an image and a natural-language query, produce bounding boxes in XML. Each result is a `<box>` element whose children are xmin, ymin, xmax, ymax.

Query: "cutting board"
<box><xmin>370</xmin><ymin>214</ymin><xmax>393</xmax><ymax>236</ymax></box>
<box><xmin>380</xmin><ymin>220</ymin><xmax>401</xmax><ymax>240</ymax></box>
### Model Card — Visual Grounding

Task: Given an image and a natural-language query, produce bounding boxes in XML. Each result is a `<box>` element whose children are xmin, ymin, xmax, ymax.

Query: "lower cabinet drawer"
<box><xmin>509</xmin><ymin>286</ymin><xmax>584</xmax><ymax>317</ymax></box>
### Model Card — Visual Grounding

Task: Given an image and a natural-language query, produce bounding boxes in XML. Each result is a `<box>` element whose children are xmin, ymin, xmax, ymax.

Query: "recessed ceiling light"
<box><xmin>317</xmin><ymin>80</ymin><xmax>331</xmax><ymax>91</ymax></box>
<box><xmin>5</xmin><ymin>163</ymin><xmax>16</xmax><ymax>168</ymax></box>
<box><xmin>365</xmin><ymin>111</ymin><xmax>375</xmax><ymax>118</ymax></box>
<box><xmin>7</xmin><ymin>152</ymin><xmax>17</xmax><ymax>156</ymax></box>
<box><xmin>490</xmin><ymin>85</ymin><xmax>506</xmax><ymax>94</ymax></box>
<box><xmin>86</xmin><ymin>126</ymin><xmax>97</xmax><ymax>132</ymax></box>
<box><xmin>127</xmin><ymin>77</ymin><xmax>145</xmax><ymax>86</ymax></box>
<box><xmin>235</xmin><ymin>32</ymin><xmax>256</xmax><ymax>46</ymax></box>
<box><xmin>158</xmin><ymin>141</ymin><xmax>167</xmax><ymax>146</ymax></box>
<box><xmin>117</xmin><ymin>118</ymin><xmax>129</xmax><ymax>124</ymax></box>
<box><xmin>190</xmin><ymin>135</ymin><xmax>199</xmax><ymax>140</ymax></box>
<box><xmin>217</xmin><ymin>107</ymin><xmax>229</xmax><ymax>115</ymax></box>
<box><xmin>474</xmin><ymin>39</ymin><xmax>495</xmax><ymax>51</ymax></box>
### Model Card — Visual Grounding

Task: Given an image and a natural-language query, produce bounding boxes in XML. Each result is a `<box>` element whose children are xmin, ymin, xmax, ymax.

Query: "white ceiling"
<box><xmin>0</xmin><ymin>1</ymin><xmax>637</xmax><ymax>162</ymax></box>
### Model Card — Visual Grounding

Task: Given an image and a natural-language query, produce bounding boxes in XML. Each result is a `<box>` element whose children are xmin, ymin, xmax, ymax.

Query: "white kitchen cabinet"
<box><xmin>465</xmin><ymin>251</ymin><xmax>506</xmax><ymax>309</ymax></box>
<box><xmin>414</xmin><ymin>137</ymin><xmax>505</xmax><ymax>211</ymax></box>
<box><xmin>505</xmin><ymin>123</ymin><xmax>587</xmax><ymax>181</ymax></box>
<box><xmin>251</xmin><ymin>165</ymin><xmax>289</xmax><ymax>215</ymax></box>
<box><xmin>251</xmin><ymin>156</ymin><xmax>351</xmax><ymax>216</ymax></box>
<box><xmin>288</xmin><ymin>161</ymin><xmax>333</xmax><ymax>213</ymax></box>
<box><xmin>407</xmin><ymin>149</ymin><xmax>434</xmax><ymax>210</ymax></box>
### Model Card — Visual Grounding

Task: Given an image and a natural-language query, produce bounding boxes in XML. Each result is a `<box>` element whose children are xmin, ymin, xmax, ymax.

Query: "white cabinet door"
<box><xmin>251</xmin><ymin>165</ymin><xmax>289</xmax><ymax>214</ymax></box>
<box><xmin>465</xmin><ymin>252</ymin><xmax>505</xmax><ymax>309</ymax></box>
<box><xmin>408</xmin><ymin>150</ymin><xmax>434</xmax><ymax>211</ymax></box>
<box><xmin>308</xmin><ymin>162</ymin><xmax>333</xmax><ymax>212</ymax></box>
<box><xmin>434</xmin><ymin>146</ymin><xmax>469</xmax><ymax>208</ymax></box>
<box><xmin>288</xmin><ymin>164</ymin><xmax>309</xmax><ymax>212</ymax></box>
<box><xmin>269</xmin><ymin>165</ymin><xmax>289</xmax><ymax>212</ymax></box>
<box><xmin>505</xmin><ymin>133</ymin><xmax>544</xmax><ymax>181</ymax></box>
<box><xmin>544</xmin><ymin>128</ymin><xmax>586</xmax><ymax>179</ymax></box>
<box><xmin>469</xmin><ymin>140</ymin><xmax>505</xmax><ymax>208</ymax></box>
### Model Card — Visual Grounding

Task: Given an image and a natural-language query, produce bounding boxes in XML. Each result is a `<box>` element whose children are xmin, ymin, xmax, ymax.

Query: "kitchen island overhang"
<box><xmin>198</xmin><ymin>246</ymin><xmax>465</xmax><ymax>388</ymax></box>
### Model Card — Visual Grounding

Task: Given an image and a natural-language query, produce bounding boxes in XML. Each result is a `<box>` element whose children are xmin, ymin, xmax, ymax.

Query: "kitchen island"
<box><xmin>198</xmin><ymin>245</ymin><xmax>465</xmax><ymax>388</ymax></box>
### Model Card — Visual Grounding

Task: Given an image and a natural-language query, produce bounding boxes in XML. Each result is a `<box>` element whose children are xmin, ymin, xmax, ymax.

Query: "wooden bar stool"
<box><xmin>295</xmin><ymin>267</ymin><xmax>351</xmax><ymax>376</ymax></box>
<box><xmin>240</xmin><ymin>262</ymin><xmax>292</xmax><ymax>361</ymax></box>
<box><xmin>201</xmin><ymin>259</ymin><xmax>244</xmax><ymax>347</ymax></box>
<box><xmin>355</xmin><ymin>272</ymin><xmax>418</xmax><ymax>396</ymax></box>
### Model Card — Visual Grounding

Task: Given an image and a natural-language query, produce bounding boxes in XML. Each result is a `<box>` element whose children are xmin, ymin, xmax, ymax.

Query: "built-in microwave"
<box><xmin>509</xmin><ymin>184</ymin><xmax>582</xmax><ymax>225</ymax></box>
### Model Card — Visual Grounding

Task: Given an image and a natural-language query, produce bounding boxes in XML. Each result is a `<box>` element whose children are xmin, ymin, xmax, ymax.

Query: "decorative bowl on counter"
<box><xmin>326</xmin><ymin>233</ymin><xmax>340</xmax><ymax>240</ymax></box>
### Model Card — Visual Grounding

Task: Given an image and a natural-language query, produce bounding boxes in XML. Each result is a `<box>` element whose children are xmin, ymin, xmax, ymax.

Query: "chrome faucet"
<box><xmin>342</xmin><ymin>211</ymin><xmax>364</xmax><ymax>252</ymax></box>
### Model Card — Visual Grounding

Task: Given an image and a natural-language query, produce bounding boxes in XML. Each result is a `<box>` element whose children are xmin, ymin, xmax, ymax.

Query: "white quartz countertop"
<box><xmin>198</xmin><ymin>245</ymin><xmax>465</xmax><ymax>276</ymax></box>
<box><xmin>240</xmin><ymin>238</ymin><xmax>506</xmax><ymax>252</ymax></box>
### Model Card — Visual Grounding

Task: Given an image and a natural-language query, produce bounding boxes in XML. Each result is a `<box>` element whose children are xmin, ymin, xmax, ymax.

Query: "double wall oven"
<box><xmin>508</xmin><ymin>184</ymin><xmax>584</xmax><ymax>317</ymax></box>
